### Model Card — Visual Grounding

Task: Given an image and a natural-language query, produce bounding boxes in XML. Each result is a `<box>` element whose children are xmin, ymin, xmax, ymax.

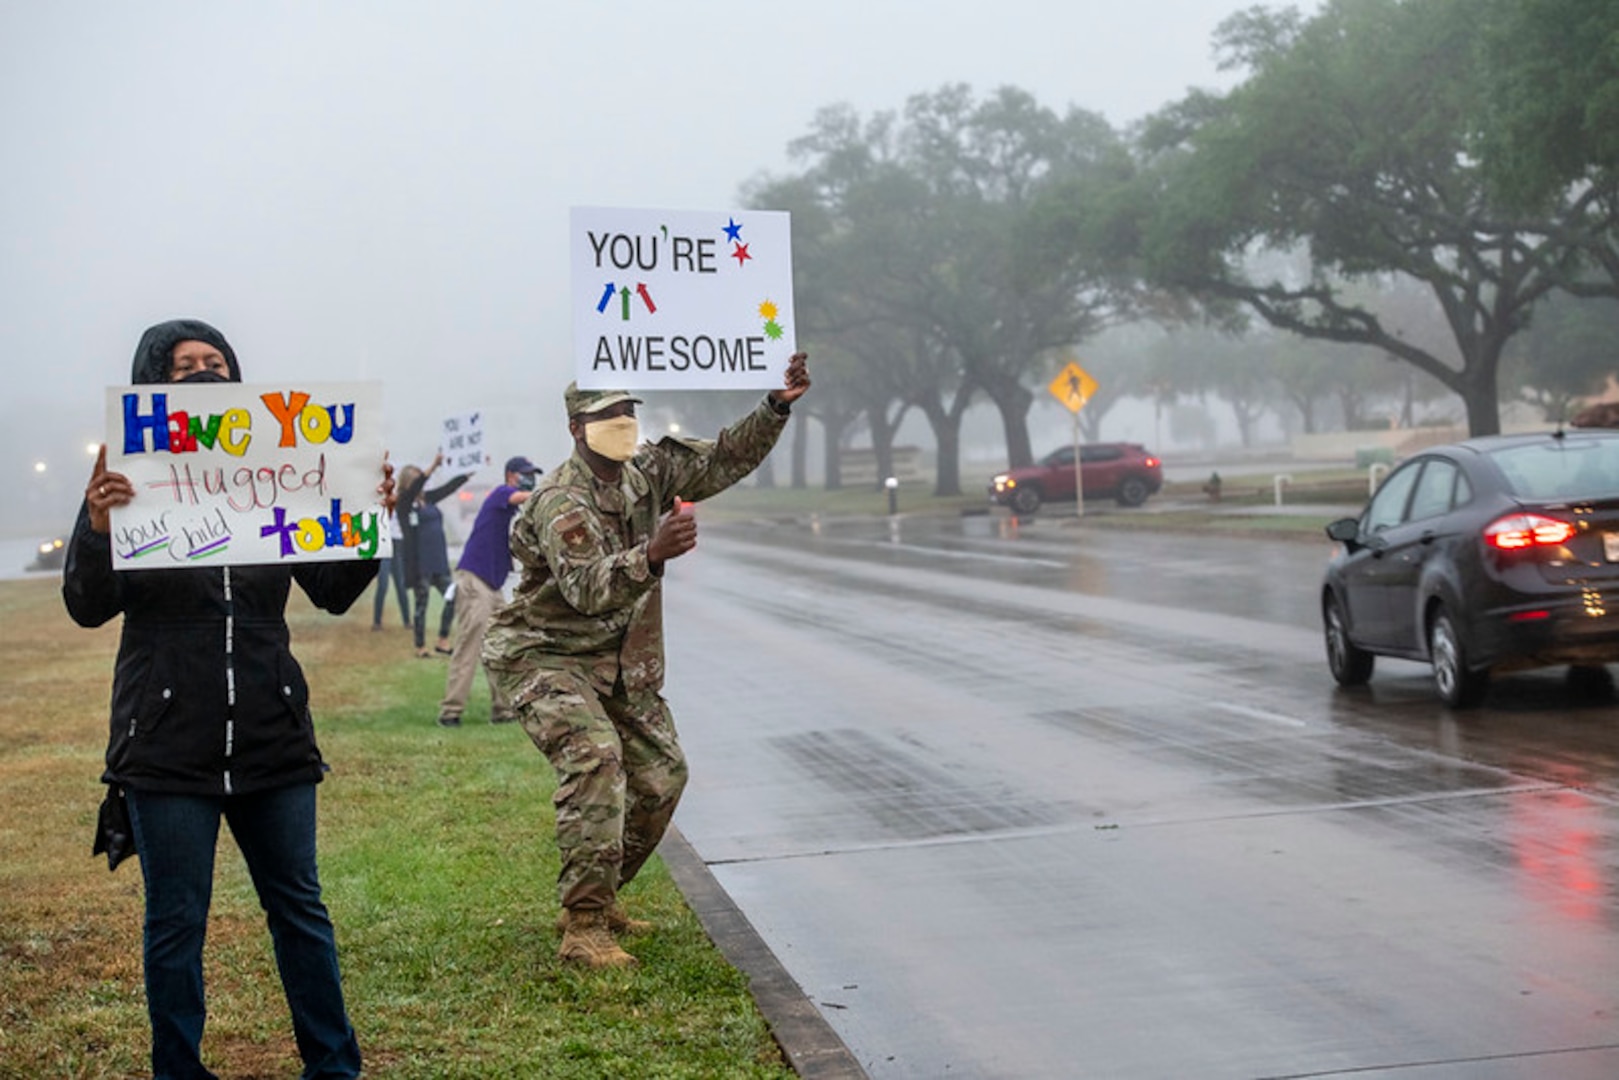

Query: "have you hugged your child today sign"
<box><xmin>571</xmin><ymin>205</ymin><xmax>796</xmax><ymax>390</ymax></box>
<box><xmin>105</xmin><ymin>381</ymin><xmax>389</xmax><ymax>570</ymax></box>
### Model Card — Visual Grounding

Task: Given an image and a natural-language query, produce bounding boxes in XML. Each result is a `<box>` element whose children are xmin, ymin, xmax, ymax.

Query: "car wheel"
<box><xmin>1567</xmin><ymin>664</ymin><xmax>1615</xmax><ymax>699</ymax></box>
<box><xmin>1428</xmin><ymin>607</ymin><xmax>1489</xmax><ymax>709</ymax></box>
<box><xmin>1115</xmin><ymin>476</ymin><xmax>1151</xmax><ymax>507</ymax></box>
<box><xmin>1324</xmin><ymin>593</ymin><xmax>1374</xmax><ymax>686</ymax></box>
<box><xmin>1011</xmin><ymin>486</ymin><xmax>1042</xmax><ymax>515</ymax></box>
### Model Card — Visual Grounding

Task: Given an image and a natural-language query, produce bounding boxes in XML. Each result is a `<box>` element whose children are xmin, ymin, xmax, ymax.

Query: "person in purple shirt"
<box><xmin>437</xmin><ymin>456</ymin><xmax>540</xmax><ymax>726</ymax></box>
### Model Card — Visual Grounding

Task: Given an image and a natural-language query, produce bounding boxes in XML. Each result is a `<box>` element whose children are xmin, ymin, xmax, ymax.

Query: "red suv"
<box><xmin>989</xmin><ymin>442</ymin><xmax>1163</xmax><ymax>514</ymax></box>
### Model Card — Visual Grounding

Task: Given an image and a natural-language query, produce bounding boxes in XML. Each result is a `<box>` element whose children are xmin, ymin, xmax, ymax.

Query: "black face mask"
<box><xmin>516</xmin><ymin>472</ymin><xmax>538</xmax><ymax>491</ymax></box>
<box><xmin>177</xmin><ymin>369</ymin><xmax>231</xmax><ymax>384</ymax></box>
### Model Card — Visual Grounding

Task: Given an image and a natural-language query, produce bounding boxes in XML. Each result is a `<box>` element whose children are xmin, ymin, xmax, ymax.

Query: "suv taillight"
<box><xmin>1483</xmin><ymin>513</ymin><xmax>1577</xmax><ymax>551</ymax></box>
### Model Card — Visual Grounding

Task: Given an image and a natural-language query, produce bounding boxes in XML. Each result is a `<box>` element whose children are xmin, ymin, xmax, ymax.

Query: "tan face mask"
<box><xmin>584</xmin><ymin>416</ymin><xmax>639</xmax><ymax>462</ymax></box>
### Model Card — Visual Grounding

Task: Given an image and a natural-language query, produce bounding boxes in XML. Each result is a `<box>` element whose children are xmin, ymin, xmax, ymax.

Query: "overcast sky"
<box><xmin>2</xmin><ymin>1</ymin><xmax>1311</xmax><ymax>536</ymax></box>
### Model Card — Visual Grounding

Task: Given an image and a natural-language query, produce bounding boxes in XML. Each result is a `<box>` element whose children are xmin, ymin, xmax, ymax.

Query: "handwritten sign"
<box><xmin>105</xmin><ymin>381</ymin><xmax>389</xmax><ymax>570</ymax></box>
<box><xmin>440</xmin><ymin>409</ymin><xmax>490</xmax><ymax>479</ymax></box>
<box><xmin>570</xmin><ymin>205</ymin><xmax>796</xmax><ymax>391</ymax></box>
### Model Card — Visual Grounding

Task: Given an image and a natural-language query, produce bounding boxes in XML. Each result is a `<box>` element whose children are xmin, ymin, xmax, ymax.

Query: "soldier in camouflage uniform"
<box><xmin>484</xmin><ymin>353</ymin><xmax>810</xmax><ymax>967</ymax></box>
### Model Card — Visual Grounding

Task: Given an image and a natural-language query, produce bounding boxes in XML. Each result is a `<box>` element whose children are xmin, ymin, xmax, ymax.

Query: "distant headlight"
<box><xmin>992</xmin><ymin>475</ymin><xmax>1014</xmax><ymax>492</ymax></box>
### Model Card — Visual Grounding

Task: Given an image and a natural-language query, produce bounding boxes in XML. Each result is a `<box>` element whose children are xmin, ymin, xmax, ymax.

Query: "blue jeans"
<box><xmin>126</xmin><ymin>783</ymin><xmax>362</xmax><ymax>1080</ymax></box>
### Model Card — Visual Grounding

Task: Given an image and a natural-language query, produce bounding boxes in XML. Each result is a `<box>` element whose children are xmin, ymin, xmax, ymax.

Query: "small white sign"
<box><xmin>440</xmin><ymin>409</ymin><xmax>490</xmax><ymax>477</ymax></box>
<box><xmin>105</xmin><ymin>381</ymin><xmax>390</xmax><ymax>570</ymax></box>
<box><xmin>571</xmin><ymin>205</ymin><xmax>796</xmax><ymax>391</ymax></box>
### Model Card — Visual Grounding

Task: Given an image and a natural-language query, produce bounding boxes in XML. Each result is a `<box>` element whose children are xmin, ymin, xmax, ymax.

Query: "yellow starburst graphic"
<box><xmin>758</xmin><ymin>299</ymin><xmax>779</xmax><ymax>321</ymax></box>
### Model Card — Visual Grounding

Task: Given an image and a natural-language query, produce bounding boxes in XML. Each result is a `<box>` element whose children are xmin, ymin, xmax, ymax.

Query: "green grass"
<box><xmin>0</xmin><ymin>580</ymin><xmax>796</xmax><ymax>1079</ymax></box>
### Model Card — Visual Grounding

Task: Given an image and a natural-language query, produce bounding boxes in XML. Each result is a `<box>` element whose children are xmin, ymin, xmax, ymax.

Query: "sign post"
<box><xmin>1047</xmin><ymin>360</ymin><xmax>1098</xmax><ymax>519</ymax></box>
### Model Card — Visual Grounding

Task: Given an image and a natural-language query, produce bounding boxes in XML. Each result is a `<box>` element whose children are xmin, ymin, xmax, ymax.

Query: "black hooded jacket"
<box><xmin>62</xmin><ymin>319</ymin><xmax>378</xmax><ymax>796</ymax></box>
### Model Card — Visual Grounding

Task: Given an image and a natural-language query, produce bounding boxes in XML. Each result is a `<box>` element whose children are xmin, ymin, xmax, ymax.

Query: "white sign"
<box><xmin>571</xmin><ymin>205</ymin><xmax>796</xmax><ymax>391</ymax></box>
<box><xmin>440</xmin><ymin>409</ymin><xmax>490</xmax><ymax>477</ymax></box>
<box><xmin>105</xmin><ymin>381</ymin><xmax>390</xmax><ymax>570</ymax></box>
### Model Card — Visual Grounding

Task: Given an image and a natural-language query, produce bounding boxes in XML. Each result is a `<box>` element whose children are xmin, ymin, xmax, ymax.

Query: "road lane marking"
<box><xmin>1210</xmin><ymin>702</ymin><xmax>1310</xmax><ymax>728</ymax></box>
<box><xmin>835</xmin><ymin>536</ymin><xmax>1069</xmax><ymax>568</ymax></box>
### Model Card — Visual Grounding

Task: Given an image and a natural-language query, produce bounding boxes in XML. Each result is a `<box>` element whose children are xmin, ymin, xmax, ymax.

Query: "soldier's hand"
<box><xmin>770</xmin><ymin>352</ymin><xmax>810</xmax><ymax>408</ymax></box>
<box><xmin>647</xmin><ymin>500</ymin><xmax>698</xmax><ymax>566</ymax></box>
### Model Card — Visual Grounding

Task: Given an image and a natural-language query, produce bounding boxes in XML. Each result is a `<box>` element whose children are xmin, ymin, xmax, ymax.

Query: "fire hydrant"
<box><xmin>1202</xmin><ymin>471</ymin><xmax>1222</xmax><ymax>503</ymax></box>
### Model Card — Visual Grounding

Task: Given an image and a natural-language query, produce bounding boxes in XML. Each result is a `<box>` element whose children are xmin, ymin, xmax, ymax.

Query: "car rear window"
<box><xmin>1487</xmin><ymin>439</ymin><xmax>1619</xmax><ymax>500</ymax></box>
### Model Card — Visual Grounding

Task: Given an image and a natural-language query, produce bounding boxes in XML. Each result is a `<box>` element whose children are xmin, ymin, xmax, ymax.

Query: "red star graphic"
<box><xmin>730</xmin><ymin>242</ymin><xmax>752</xmax><ymax>267</ymax></box>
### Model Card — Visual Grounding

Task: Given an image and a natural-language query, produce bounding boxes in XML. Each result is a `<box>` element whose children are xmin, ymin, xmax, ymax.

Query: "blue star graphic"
<box><xmin>722</xmin><ymin>217</ymin><xmax>743</xmax><ymax>243</ymax></box>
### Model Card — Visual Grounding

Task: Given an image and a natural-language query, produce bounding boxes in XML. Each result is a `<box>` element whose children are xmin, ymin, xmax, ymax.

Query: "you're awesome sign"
<box><xmin>105</xmin><ymin>381</ymin><xmax>389</xmax><ymax>570</ymax></box>
<box><xmin>570</xmin><ymin>206</ymin><xmax>796</xmax><ymax>392</ymax></box>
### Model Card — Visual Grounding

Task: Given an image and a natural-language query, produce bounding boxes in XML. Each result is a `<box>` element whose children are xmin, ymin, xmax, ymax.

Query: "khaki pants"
<box><xmin>439</xmin><ymin>569</ymin><xmax>511</xmax><ymax>721</ymax></box>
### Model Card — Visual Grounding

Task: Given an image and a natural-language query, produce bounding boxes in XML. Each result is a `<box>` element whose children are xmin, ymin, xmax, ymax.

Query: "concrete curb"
<box><xmin>661</xmin><ymin>827</ymin><xmax>870</xmax><ymax>1080</ymax></box>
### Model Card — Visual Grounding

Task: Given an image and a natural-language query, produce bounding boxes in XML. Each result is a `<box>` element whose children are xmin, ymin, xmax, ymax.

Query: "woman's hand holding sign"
<box><xmin>86</xmin><ymin>445</ymin><xmax>134</xmax><ymax>535</ymax></box>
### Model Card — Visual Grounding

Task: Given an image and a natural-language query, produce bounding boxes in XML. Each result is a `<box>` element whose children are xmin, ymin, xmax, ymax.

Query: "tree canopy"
<box><xmin>1103</xmin><ymin>0</ymin><xmax>1618</xmax><ymax>436</ymax></box>
<box><xmin>744</xmin><ymin>0</ymin><xmax>1619</xmax><ymax>486</ymax></box>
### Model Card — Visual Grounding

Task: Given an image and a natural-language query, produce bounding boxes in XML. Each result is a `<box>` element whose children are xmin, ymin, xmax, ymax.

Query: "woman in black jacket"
<box><xmin>64</xmin><ymin>319</ymin><xmax>388</xmax><ymax>1080</ymax></box>
<box><xmin>396</xmin><ymin>453</ymin><xmax>468</xmax><ymax>658</ymax></box>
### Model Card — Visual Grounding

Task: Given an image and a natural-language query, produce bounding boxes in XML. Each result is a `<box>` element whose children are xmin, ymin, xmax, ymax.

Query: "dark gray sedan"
<box><xmin>1322</xmin><ymin>429</ymin><xmax>1619</xmax><ymax>707</ymax></box>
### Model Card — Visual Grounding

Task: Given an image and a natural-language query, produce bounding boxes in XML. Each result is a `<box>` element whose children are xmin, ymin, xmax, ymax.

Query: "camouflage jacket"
<box><xmin>483</xmin><ymin>397</ymin><xmax>788</xmax><ymax>694</ymax></box>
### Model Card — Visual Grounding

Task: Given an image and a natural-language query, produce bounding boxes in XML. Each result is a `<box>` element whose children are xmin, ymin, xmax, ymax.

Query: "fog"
<box><xmin>2</xmin><ymin>1</ymin><xmax>1303</xmax><ymax>538</ymax></box>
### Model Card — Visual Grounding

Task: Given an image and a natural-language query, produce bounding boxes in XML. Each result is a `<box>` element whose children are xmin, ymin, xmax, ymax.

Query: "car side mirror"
<box><xmin>1326</xmin><ymin>517</ymin><xmax>1361</xmax><ymax>546</ymax></box>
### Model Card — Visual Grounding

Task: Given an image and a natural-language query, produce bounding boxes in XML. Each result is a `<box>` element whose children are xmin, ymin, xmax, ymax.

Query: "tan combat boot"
<box><xmin>558</xmin><ymin>908</ymin><xmax>637</xmax><ymax>968</ymax></box>
<box><xmin>605</xmin><ymin>902</ymin><xmax>653</xmax><ymax>936</ymax></box>
<box><xmin>553</xmin><ymin>902</ymin><xmax>651</xmax><ymax>937</ymax></box>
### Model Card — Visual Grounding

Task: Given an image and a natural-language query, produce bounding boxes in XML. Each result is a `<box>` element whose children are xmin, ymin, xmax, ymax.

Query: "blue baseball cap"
<box><xmin>504</xmin><ymin>455</ymin><xmax>539</xmax><ymax>475</ymax></box>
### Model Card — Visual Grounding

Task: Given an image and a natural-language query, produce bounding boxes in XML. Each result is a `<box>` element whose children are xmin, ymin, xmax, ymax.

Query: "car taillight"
<box><xmin>1144</xmin><ymin>456</ymin><xmax>1161</xmax><ymax>468</ymax></box>
<box><xmin>1483</xmin><ymin>513</ymin><xmax>1577</xmax><ymax>551</ymax></box>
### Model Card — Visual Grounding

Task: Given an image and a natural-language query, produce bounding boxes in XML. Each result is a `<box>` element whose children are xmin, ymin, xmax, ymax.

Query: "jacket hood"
<box><xmin>130</xmin><ymin>319</ymin><xmax>242</xmax><ymax>385</ymax></box>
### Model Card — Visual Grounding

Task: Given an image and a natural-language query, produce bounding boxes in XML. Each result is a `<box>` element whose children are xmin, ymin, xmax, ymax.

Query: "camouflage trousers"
<box><xmin>494</xmin><ymin>662</ymin><xmax>688</xmax><ymax>912</ymax></box>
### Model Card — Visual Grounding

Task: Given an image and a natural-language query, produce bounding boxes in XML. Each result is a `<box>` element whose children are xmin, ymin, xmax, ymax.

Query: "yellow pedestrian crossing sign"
<box><xmin>1049</xmin><ymin>361</ymin><xmax>1097</xmax><ymax>414</ymax></box>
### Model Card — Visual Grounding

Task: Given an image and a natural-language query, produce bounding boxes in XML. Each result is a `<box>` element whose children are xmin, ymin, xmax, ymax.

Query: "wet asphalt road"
<box><xmin>661</xmin><ymin>512</ymin><xmax>1619</xmax><ymax>1080</ymax></box>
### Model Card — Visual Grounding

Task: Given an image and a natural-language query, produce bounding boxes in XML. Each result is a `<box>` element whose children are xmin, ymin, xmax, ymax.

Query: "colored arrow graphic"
<box><xmin>599</xmin><ymin>282</ymin><xmax>657</xmax><ymax>319</ymax></box>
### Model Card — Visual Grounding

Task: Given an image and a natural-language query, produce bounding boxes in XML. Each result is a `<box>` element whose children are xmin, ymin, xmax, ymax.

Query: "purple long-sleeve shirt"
<box><xmin>456</xmin><ymin>484</ymin><xmax>522</xmax><ymax>589</ymax></box>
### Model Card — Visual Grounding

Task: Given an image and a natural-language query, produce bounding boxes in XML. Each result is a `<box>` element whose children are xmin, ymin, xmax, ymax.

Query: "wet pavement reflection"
<box><xmin>664</xmin><ymin>512</ymin><xmax>1619</xmax><ymax>1079</ymax></box>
